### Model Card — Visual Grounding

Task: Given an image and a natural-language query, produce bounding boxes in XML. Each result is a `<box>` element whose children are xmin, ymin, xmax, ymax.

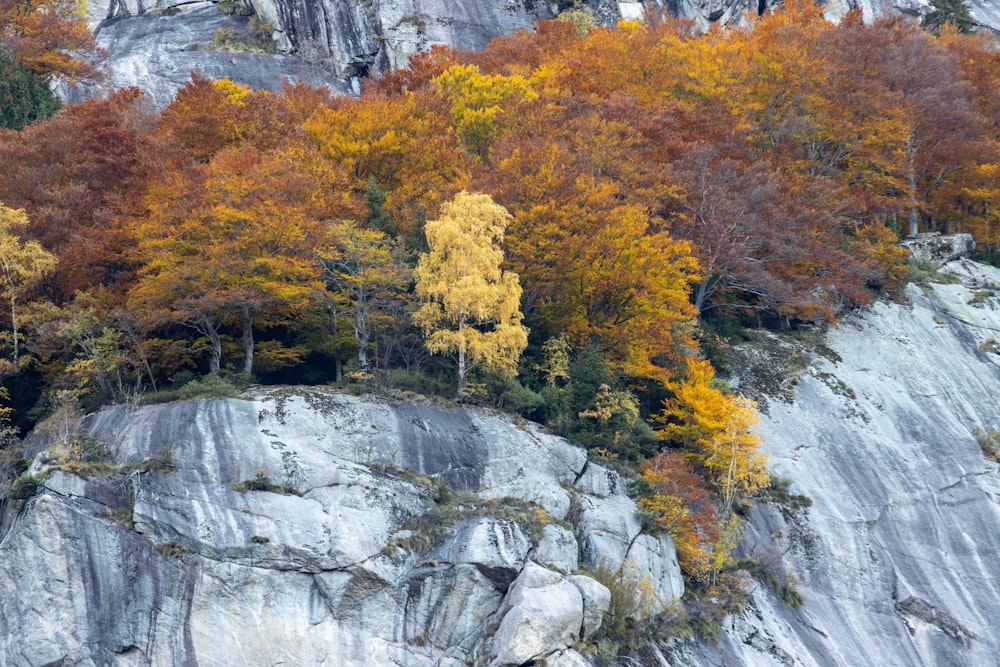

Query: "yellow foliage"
<box><xmin>0</xmin><ymin>203</ymin><xmax>58</xmax><ymax>364</ymax></box>
<box><xmin>414</xmin><ymin>191</ymin><xmax>529</xmax><ymax>398</ymax></box>
<box><xmin>659</xmin><ymin>358</ymin><xmax>769</xmax><ymax>508</ymax></box>
<box><xmin>435</xmin><ymin>64</ymin><xmax>538</xmax><ymax>157</ymax></box>
<box><xmin>212</xmin><ymin>78</ymin><xmax>252</xmax><ymax>106</ymax></box>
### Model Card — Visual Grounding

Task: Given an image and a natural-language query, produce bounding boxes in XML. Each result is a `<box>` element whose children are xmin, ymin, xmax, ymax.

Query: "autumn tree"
<box><xmin>0</xmin><ymin>89</ymin><xmax>158</xmax><ymax>300</ymax></box>
<box><xmin>414</xmin><ymin>191</ymin><xmax>528</xmax><ymax>399</ymax></box>
<box><xmin>28</xmin><ymin>296</ymin><xmax>156</xmax><ymax>408</ymax></box>
<box><xmin>658</xmin><ymin>358</ymin><xmax>769</xmax><ymax>504</ymax></box>
<box><xmin>434</xmin><ymin>63</ymin><xmax>537</xmax><ymax>159</ymax></box>
<box><xmin>318</xmin><ymin>220</ymin><xmax>410</xmax><ymax>371</ymax></box>
<box><xmin>304</xmin><ymin>90</ymin><xmax>471</xmax><ymax>240</ymax></box>
<box><xmin>479</xmin><ymin>110</ymin><xmax>698</xmax><ymax>383</ymax></box>
<box><xmin>0</xmin><ymin>0</ymin><xmax>100</xmax><ymax>83</ymax></box>
<box><xmin>637</xmin><ymin>449</ymin><xmax>720</xmax><ymax>580</ymax></box>
<box><xmin>129</xmin><ymin>147</ymin><xmax>324</xmax><ymax>377</ymax></box>
<box><xmin>0</xmin><ymin>203</ymin><xmax>56</xmax><ymax>364</ymax></box>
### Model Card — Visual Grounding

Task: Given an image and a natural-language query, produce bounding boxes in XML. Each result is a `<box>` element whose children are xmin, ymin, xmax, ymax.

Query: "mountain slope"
<box><xmin>666</xmin><ymin>240</ymin><xmax>1000</xmax><ymax>666</ymax></box>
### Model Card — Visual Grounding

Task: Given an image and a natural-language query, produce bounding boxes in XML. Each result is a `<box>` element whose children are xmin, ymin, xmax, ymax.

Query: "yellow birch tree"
<box><xmin>413</xmin><ymin>191</ymin><xmax>528</xmax><ymax>399</ymax></box>
<box><xmin>0</xmin><ymin>203</ymin><xmax>56</xmax><ymax>364</ymax></box>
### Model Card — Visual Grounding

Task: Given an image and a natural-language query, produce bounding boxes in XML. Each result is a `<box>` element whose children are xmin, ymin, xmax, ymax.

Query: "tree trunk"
<box><xmin>8</xmin><ymin>291</ymin><xmax>17</xmax><ymax>365</ymax></box>
<box><xmin>358</xmin><ymin>332</ymin><xmax>369</xmax><ymax>371</ymax></box>
<box><xmin>907</xmin><ymin>135</ymin><xmax>920</xmax><ymax>237</ymax></box>
<box><xmin>456</xmin><ymin>312</ymin><xmax>467</xmax><ymax>400</ymax></box>
<box><xmin>242</xmin><ymin>307</ymin><xmax>255</xmax><ymax>377</ymax></box>
<box><xmin>209</xmin><ymin>333</ymin><xmax>222</xmax><ymax>377</ymax></box>
<box><xmin>201</xmin><ymin>316</ymin><xmax>222</xmax><ymax>377</ymax></box>
<box><xmin>457</xmin><ymin>340</ymin><xmax>466</xmax><ymax>400</ymax></box>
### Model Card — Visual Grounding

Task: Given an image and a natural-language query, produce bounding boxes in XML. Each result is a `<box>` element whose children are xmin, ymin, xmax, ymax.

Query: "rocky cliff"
<box><xmin>0</xmin><ymin>389</ymin><xmax>683</xmax><ymax>666</ymax></box>
<box><xmin>4</xmin><ymin>239</ymin><xmax>1000</xmax><ymax>667</ymax></box>
<box><xmin>662</xmin><ymin>238</ymin><xmax>1000</xmax><ymax>666</ymax></box>
<box><xmin>71</xmin><ymin>0</ymin><xmax>1000</xmax><ymax>107</ymax></box>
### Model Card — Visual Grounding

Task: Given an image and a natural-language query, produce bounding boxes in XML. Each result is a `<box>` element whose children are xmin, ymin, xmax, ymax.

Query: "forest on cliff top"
<box><xmin>1</xmin><ymin>0</ymin><xmax>999</xmax><ymax>611</ymax></box>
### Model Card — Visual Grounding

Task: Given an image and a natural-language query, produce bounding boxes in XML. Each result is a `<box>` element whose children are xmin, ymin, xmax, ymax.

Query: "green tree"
<box><xmin>0</xmin><ymin>203</ymin><xmax>56</xmax><ymax>364</ymax></box>
<box><xmin>318</xmin><ymin>220</ymin><xmax>410</xmax><ymax>372</ymax></box>
<box><xmin>922</xmin><ymin>0</ymin><xmax>975</xmax><ymax>34</ymax></box>
<box><xmin>414</xmin><ymin>191</ymin><xmax>528</xmax><ymax>399</ymax></box>
<box><xmin>0</xmin><ymin>44</ymin><xmax>59</xmax><ymax>130</ymax></box>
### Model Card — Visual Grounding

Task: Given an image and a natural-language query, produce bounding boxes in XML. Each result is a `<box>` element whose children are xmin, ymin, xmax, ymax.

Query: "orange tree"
<box><xmin>128</xmin><ymin>146</ymin><xmax>325</xmax><ymax>377</ymax></box>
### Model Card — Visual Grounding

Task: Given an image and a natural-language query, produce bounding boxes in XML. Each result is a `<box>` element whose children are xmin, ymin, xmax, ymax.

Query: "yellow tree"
<box><xmin>658</xmin><ymin>358</ymin><xmax>769</xmax><ymax>508</ymax></box>
<box><xmin>434</xmin><ymin>63</ymin><xmax>537</xmax><ymax>159</ymax></box>
<box><xmin>414</xmin><ymin>191</ymin><xmax>528</xmax><ymax>399</ymax></box>
<box><xmin>0</xmin><ymin>203</ymin><xmax>56</xmax><ymax>364</ymax></box>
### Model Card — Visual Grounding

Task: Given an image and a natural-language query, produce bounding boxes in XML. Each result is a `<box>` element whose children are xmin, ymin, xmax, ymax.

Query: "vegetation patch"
<box><xmin>974</xmin><ymin>428</ymin><xmax>1000</xmax><ymax>463</ymax></box>
<box><xmin>155</xmin><ymin>541</ymin><xmax>187</xmax><ymax>557</ymax></box>
<box><xmin>231</xmin><ymin>468</ymin><xmax>302</xmax><ymax>495</ymax></box>
<box><xmin>906</xmin><ymin>258</ymin><xmax>959</xmax><ymax>286</ymax></box>
<box><xmin>176</xmin><ymin>374</ymin><xmax>240</xmax><ymax>400</ymax></box>
<box><xmin>759</xmin><ymin>475</ymin><xmax>813</xmax><ymax>516</ymax></box>
<box><xmin>383</xmin><ymin>475</ymin><xmax>549</xmax><ymax>555</ymax></box>
<box><xmin>968</xmin><ymin>289</ymin><xmax>997</xmax><ymax>308</ymax></box>
<box><xmin>7</xmin><ymin>472</ymin><xmax>42</xmax><ymax>500</ymax></box>
<box><xmin>737</xmin><ymin>554</ymin><xmax>804</xmax><ymax>608</ymax></box>
<box><xmin>210</xmin><ymin>17</ymin><xmax>278</xmax><ymax>54</ymax></box>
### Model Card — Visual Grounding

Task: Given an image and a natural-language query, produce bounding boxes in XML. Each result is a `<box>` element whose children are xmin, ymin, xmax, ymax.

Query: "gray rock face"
<box><xmin>1</xmin><ymin>390</ymin><xmax>680</xmax><ymax>665</ymax></box>
<box><xmin>902</xmin><ymin>232</ymin><xmax>976</xmax><ymax>267</ymax></box>
<box><xmin>672</xmin><ymin>248</ymin><xmax>1000</xmax><ymax>666</ymax></box>
<box><xmin>69</xmin><ymin>7</ymin><xmax>348</xmax><ymax>107</ymax></box>
<box><xmin>73</xmin><ymin>0</ymin><xmax>1000</xmax><ymax>108</ymax></box>
<box><xmin>821</xmin><ymin>0</ymin><xmax>1000</xmax><ymax>33</ymax></box>
<box><xmin>75</xmin><ymin>0</ymin><xmax>563</xmax><ymax>105</ymax></box>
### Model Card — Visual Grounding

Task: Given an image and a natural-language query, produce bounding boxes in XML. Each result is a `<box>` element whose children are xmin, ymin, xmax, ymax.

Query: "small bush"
<box><xmin>738</xmin><ymin>554</ymin><xmax>804</xmax><ymax>608</ymax></box>
<box><xmin>975</xmin><ymin>428</ymin><xmax>1000</xmax><ymax>463</ymax></box>
<box><xmin>101</xmin><ymin>504</ymin><xmax>134</xmax><ymax>529</ymax></box>
<box><xmin>136</xmin><ymin>448</ymin><xmax>177</xmax><ymax>475</ymax></box>
<box><xmin>177</xmin><ymin>375</ymin><xmax>239</xmax><ymax>400</ymax></box>
<box><xmin>388</xmin><ymin>368</ymin><xmax>453</xmax><ymax>398</ymax></box>
<box><xmin>155</xmin><ymin>541</ymin><xmax>187</xmax><ymax>556</ymax></box>
<box><xmin>7</xmin><ymin>472</ymin><xmax>42</xmax><ymax>500</ymax></box>
<box><xmin>906</xmin><ymin>257</ymin><xmax>957</xmax><ymax>285</ymax></box>
<box><xmin>592</xmin><ymin>559</ymin><xmax>662</xmax><ymax>641</ymax></box>
<box><xmin>231</xmin><ymin>468</ymin><xmax>300</xmax><ymax>495</ymax></box>
<box><xmin>759</xmin><ymin>475</ymin><xmax>812</xmax><ymax>513</ymax></box>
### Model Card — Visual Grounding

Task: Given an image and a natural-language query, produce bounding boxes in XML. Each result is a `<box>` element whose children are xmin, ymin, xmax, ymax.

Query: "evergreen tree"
<box><xmin>0</xmin><ymin>45</ymin><xmax>60</xmax><ymax>131</ymax></box>
<box><xmin>922</xmin><ymin>0</ymin><xmax>975</xmax><ymax>34</ymax></box>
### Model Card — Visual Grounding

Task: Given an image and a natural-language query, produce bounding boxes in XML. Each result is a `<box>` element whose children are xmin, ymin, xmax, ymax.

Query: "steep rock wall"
<box><xmin>662</xmin><ymin>252</ymin><xmax>1000</xmax><ymax>666</ymax></box>
<box><xmin>0</xmin><ymin>390</ymin><xmax>683</xmax><ymax>666</ymax></box>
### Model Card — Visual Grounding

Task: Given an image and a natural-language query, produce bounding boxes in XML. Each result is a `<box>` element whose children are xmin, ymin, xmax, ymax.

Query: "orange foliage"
<box><xmin>0</xmin><ymin>0</ymin><xmax>101</xmax><ymax>81</ymax></box>
<box><xmin>305</xmin><ymin>89</ymin><xmax>471</xmax><ymax>238</ymax></box>
<box><xmin>638</xmin><ymin>449</ymin><xmax>720</xmax><ymax>580</ymax></box>
<box><xmin>0</xmin><ymin>89</ymin><xmax>157</xmax><ymax>300</ymax></box>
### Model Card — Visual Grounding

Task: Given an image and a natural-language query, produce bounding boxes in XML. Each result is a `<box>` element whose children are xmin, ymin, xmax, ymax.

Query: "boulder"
<box><xmin>901</xmin><ymin>233</ymin><xmax>976</xmax><ymax>266</ymax></box>
<box><xmin>567</xmin><ymin>574</ymin><xmax>612</xmax><ymax>640</ymax></box>
<box><xmin>488</xmin><ymin>563</ymin><xmax>583</xmax><ymax>666</ymax></box>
